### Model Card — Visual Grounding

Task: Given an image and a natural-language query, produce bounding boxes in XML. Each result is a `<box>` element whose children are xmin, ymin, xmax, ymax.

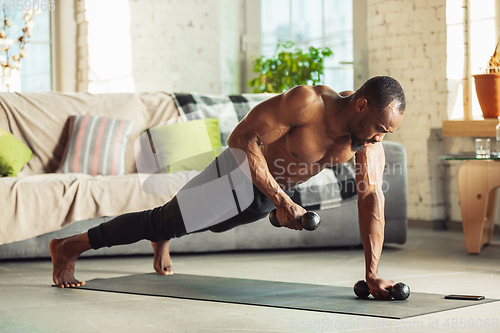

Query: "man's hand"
<box><xmin>366</xmin><ymin>273</ymin><xmax>395</xmax><ymax>300</ymax></box>
<box><xmin>275</xmin><ymin>203</ymin><xmax>307</xmax><ymax>230</ymax></box>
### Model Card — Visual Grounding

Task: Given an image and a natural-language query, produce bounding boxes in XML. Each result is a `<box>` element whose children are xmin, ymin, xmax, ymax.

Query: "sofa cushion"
<box><xmin>0</xmin><ymin>92</ymin><xmax>179</xmax><ymax>175</ymax></box>
<box><xmin>0</xmin><ymin>126</ymin><xmax>33</xmax><ymax>177</ymax></box>
<box><xmin>57</xmin><ymin>115</ymin><xmax>133</xmax><ymax>175</ymax></box>
<box><xmin>171</xmin><ymin>93</ymin><xmax>275</xmax><ymax>145</ymax></box>
<box><xmin>147</xmin><ymin>118</ymin><xmax>222</xmax><ymax>173</ymax></box>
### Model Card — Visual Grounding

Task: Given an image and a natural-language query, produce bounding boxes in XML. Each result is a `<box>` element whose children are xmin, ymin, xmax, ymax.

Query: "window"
<box><xmin>85</xmin><ymin>0</ymin><xmax>135</xmax><ymax>93</ymax></box>
<box><xmin>260</xmin><ymin>0</ymin><xmax>354</xmax><ymax>92</ymax></box>
<box><xmin>446</xmin><ymin>0</ymin><xmax>498</xmax><ymax>120</ymax></box>
<box><xmin>1</xmin><ymin>8</ymin><xmax>52</xmax><ymax>91</ymax></box>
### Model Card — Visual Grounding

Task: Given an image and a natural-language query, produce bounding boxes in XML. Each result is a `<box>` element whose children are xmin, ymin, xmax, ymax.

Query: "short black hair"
<box><xmin>354</xmin><ymin>76</ymin><xmax>406</xmax><ymax>112</ymax></box>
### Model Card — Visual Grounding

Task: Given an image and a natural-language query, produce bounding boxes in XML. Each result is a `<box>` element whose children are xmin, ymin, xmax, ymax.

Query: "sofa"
<box><xmin>0</xmin><ymin>91</ymin><xmax>407</xmax><ymax>259</ymax></box>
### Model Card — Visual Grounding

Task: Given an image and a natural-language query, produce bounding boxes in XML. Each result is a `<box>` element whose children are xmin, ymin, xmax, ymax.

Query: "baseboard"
<box><xmin>407</xmin><ymin>219</ymin><xmax>500</xmax><ymax>235</ymax></box>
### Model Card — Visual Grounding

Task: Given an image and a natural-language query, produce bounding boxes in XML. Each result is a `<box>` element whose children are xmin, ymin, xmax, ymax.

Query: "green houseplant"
<box><xmin>248</xmin><ymin>41</ymin><xmax>333</xmax><ymax>93</ymax></box>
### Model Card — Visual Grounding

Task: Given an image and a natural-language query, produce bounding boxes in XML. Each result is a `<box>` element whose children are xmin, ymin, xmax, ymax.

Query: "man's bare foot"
<box><xmin>151</xmin><ymin>240</ymin><xmax>173</xmax><ymax>275</ymax></box>
<box><xmin>50</xmin><ymin>233</ymin><xmax>91</xmax><ymax>288</ymax></box>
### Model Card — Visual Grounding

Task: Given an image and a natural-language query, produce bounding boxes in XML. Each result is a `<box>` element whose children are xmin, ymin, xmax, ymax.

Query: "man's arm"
<box><xmin>227</xmin><ymin>85</ymin><xmax>324</xmax><ymax>230</ymax></box>
<box><xmin>355</xmin><ymin>142</ymin><xmax>395</xmax><ymax>299</ymax></box>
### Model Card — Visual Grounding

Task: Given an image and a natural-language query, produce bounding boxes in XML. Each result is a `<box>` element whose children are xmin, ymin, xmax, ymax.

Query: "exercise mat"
<box><xmin>79</xmin><ymin>273</ymin><xmax>497</xmax><ymax>319</ymax></box>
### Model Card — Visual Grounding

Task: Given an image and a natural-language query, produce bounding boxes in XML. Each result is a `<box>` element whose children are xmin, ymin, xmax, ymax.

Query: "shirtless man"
<box><xmin>50</xmin><ymin>76</ymin><xmax>405</xmax><ymax>300</ymax></box>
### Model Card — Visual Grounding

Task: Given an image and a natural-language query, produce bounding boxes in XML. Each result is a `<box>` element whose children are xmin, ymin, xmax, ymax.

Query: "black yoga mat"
<box><xmin>79</xmin><ymin>273</ymin><xmax>497</xmax><ymax>319</ymax></box>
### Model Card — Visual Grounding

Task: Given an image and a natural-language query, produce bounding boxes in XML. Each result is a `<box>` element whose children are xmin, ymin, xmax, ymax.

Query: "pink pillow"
<box><xmin>57</xmin><ymin>115</ymin><xmax>132</xmax><ymax>175</ymax></box>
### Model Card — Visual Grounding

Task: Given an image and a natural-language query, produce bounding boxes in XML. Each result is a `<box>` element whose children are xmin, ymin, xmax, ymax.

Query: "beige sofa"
<box><xmin>0</xmin><ymin>91</ymin><xmax>408</xmax><ymax>259</ymax></box>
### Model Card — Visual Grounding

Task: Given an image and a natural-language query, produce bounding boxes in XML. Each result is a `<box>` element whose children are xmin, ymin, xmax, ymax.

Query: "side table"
<box><xmin>442</xmin><ymin>153</ymin><xmax>500</xmax><ymax>254</ymax></box>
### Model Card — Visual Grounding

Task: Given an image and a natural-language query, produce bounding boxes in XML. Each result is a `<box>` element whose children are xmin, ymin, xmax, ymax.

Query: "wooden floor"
<box><xmin>1</xmin><ymin>226</ymin><xmax>500</xmax><ymax>332</ymax></box>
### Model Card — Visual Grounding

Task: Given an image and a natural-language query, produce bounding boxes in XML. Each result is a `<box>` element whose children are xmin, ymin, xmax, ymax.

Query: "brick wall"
<box><xmin>367</xmin><ymin>0</ymin><xmax>449</xmax><ymax>220</ymax></box>
<box><xmin>77</xmin><ymin>0</ymin><xmax>242</xmax><ymax>94</ymax></box>
<box><xmin>126</xmin><ymin>0</ymin><xmax>242</xmax><ymax>94</ymax></box>
<box><xmin>128</xmin><ymin>0</ymin><xmax>221</xmax><ymax>93</ymax></box>
<box><xmin>366</xmin><ymin>0</ymin><xmax>495</xmax><ymax>224</ymax></box>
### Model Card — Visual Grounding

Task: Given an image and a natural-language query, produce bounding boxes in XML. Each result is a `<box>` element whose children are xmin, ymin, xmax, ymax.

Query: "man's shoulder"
<box><xmin>282</xmin><ymin>85</ymin><xmax>328</xmax><ymax>111</ymax></box>
<box><xmin>292</xmin><ymin>85</ymin><xmax>350</xmax><ymax>110</ymax></box>
<box><xmin>285</xmin><ymin>84</ymin><xmax>338</xmax><ymax>98</ymax></box>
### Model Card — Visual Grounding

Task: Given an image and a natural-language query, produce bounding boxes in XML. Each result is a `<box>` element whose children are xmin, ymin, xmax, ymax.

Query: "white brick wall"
<box><xmin>366</xmin><ymin>0</ymin><xmax>495</xmax><ymax>225</ymax></box>
<box><xmin>127</xmin><ymin>0</ymin><xmax>241</xmax><ymax>94</ymax></box>
<box><xmin>367</xmin><ymin>0</ymin><xmax>449</xmax><ymax>221</ymax></box>
<box><xmin>127</xmin><ymin>0</ymin><xmax>222</xmax><ymax>93</ymax></box>
<box><xmin>78</xmin><ymin>0</ymin><xmax>242</xmax><ymax>94</ymax></box>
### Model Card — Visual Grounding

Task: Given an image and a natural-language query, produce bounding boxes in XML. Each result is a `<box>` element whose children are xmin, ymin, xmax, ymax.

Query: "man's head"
<box><xmin>349</xmin><ymin>76</ymin><xmax>405</xmax><ymax>152</ymax></box>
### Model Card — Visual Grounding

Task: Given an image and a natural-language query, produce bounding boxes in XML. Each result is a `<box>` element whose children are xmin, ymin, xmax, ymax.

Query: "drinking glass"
<box><xmin>475</xmin><ymin>138</ymin><xmax>491</xmax><ymax>158</ymax></box>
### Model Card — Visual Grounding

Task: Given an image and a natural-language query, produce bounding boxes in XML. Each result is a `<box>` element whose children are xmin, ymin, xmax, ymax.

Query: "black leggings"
<box><xmin>88</xmin><ymin>167</ymin><xmax>295</xmax><ymax>250</ymax></box>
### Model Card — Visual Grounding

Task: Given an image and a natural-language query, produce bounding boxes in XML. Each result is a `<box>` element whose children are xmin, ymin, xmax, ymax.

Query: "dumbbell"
<box><xmin>353</xmin><ymin>280</ymin><xmax>410</xmax><ymax>300</ymax></box>
<box><xmin>269</xmin><ymin>209</ymin><xmax>321</xmax><ymax>231</ymax></box>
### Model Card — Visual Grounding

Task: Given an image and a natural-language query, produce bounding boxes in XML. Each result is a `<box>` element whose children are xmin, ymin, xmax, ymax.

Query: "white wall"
<box><xmin>367</xmin><ymin>0</ymin><xmax>447</xmax><ymax>220</ymax></box>
<box><xmin>220</xmin><ymin>0</ymin><xmax>242</xmax><ymax>94</ymax></box>
<box><xmin>79</xmin><ymin>0</ymin><xmax>242</xmax><ymax>95</ymax></box>
<box><xmin>366</xmin><ymin>0</ymin><xmax>498</xmax><ymax>225</ymax></box>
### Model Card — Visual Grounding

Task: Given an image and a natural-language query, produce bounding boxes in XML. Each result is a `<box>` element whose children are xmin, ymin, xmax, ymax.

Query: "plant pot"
<box><xmin>473</xmin><ymin>73</ymin><xmax>500</xmax><ymax>118</ymax></box>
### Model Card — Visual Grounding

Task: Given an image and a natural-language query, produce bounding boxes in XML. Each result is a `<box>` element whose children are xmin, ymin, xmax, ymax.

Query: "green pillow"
<box><xmin>0</xmin><ymin>127</ymin><xmax>33</xmax><ymax>177</ymax></box>
<box><xmin>147</xmin><ymin>118</ymin><xmax>222</xmax><ymax>173</ymax></box>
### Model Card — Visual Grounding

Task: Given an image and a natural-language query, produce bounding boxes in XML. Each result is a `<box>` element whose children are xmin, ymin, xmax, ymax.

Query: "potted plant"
<box><xmin>248</xmin><ymin>41</ymin><xmax>333</xmax><ymax>93</ymax></box>
<box><xmin>473</xmin><ymin>36</ymin><xmax>500</xmax><ymax>118</ymax></box>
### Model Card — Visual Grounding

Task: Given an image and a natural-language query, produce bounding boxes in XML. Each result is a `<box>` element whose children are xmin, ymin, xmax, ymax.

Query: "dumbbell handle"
<box><xmin>269</xmin><ymin>209</ymin><xmax>320</xmax><ymax>231</ymax></box>
<box><xmin>356</xmin><ymin>280</ymin><xmax>410</xmax><ymax>300</ymax></box>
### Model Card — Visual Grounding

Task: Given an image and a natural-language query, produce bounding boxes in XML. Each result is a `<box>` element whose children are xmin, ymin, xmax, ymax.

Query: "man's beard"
<box><xmin>350</xmin><ymin>133</ymin><xmax>376</xmax><ymax>153</ymax></box>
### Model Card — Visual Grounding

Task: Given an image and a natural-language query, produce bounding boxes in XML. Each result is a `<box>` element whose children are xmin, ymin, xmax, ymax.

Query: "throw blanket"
<box><xmin>171</xmin><ymin>93</ymin><xmax>358</xmax><ymax>210</ymax></box>
<box><xmin>172</xmin><ymin>93</ymin><xmax>274</xmax><ymax>145</ymax></box>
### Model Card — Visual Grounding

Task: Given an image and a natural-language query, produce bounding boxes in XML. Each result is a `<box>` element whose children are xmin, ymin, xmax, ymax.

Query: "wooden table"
<box><xmin>458</xmin><ymin>160</ymin><xmax>500</xmax><ymax>254</ymax></box>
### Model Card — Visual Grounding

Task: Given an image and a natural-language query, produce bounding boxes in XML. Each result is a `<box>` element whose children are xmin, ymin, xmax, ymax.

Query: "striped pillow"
<box><xmin>58</xmin><ymin>115</ymin><xmax>133</xmax><ymax>175</ymax></box>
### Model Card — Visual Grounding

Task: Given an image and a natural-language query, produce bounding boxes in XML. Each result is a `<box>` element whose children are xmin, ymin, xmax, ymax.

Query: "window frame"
<box><xmin>242</xmin><ymin>0</ymin><xmax>368</xmax><ymax>93</ymax></box>
<box><xmin>443</xmin><ymin>0</ymin><xmax>500</xmax><ymax>137</ymax></box>
<box><xmin>51</xmin><ymin>0</ymin><xmax>76</xmax><ymax>92</ymax></box>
